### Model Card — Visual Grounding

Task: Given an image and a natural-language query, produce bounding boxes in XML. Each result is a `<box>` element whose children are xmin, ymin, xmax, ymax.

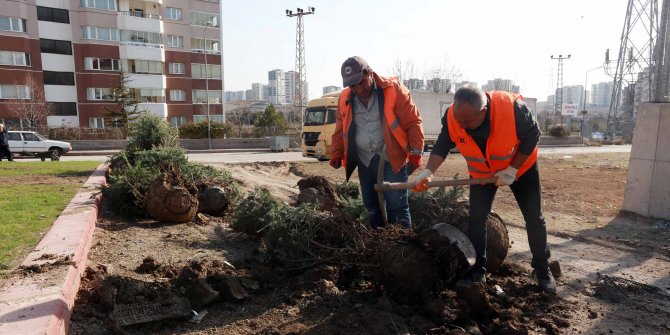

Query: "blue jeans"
<box><xmin>357</xmin><ymin>154</ymin><xmax>411</xmax><ymax>229</ymax></box>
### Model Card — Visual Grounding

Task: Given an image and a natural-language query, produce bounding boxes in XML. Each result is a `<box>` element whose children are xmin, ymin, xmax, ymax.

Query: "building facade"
<box><xmin>482</xmin><ymin>78</ymin><xmax>520</xmax><ymax>94</ymax></box>
<box><xmin>322</xmin><ymin>85</ymin><xmax>339</xmax><ymax>95</ymax></box>
<box><xmin>591</xmin><ymin>81</ymin><xmax>614</xmax><ymax>107</ymax></box>
<box><xmin>0</xmin><ymin>0</ymin><xmax>222</xmax><ymax>129</ymax></box>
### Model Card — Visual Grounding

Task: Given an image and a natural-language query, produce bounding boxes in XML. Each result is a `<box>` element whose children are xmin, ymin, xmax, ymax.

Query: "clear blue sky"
<box><xmin>222</xmin><ymin>0</ymin><xmax>630</xmax><ymax>101</ymax></box>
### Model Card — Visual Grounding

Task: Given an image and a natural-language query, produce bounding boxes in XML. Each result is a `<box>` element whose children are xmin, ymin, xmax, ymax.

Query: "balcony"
<box><xmin>126</xmin><ymin>73</ymin><xmax>166</xmax><ymax>89</ymax></box>
<box><xmin>138</xmin><ymin>103</ymin><xmax>168</xmax><ymax>118</ymax></box>
<box><xmin>117</xmin><ymin>11</ymin><xmax>162</xmax><ymax>32</ymax></box>
<box><xmin>119</xmin><ymin>44</ymin><xmax>164</xmax><ymax>62</ymax></box>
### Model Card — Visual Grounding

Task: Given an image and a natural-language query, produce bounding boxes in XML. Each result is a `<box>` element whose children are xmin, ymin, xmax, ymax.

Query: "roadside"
<box><xmin>67</xmin><ymin>152</ymin><xmax>670</xmax><ymax>334</ymax></box>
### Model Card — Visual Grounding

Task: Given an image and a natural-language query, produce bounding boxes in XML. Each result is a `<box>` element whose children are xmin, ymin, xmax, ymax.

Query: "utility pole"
<box><xmin>551</xmin><ymin>54</ymin><xmax>571</xmax><ymax>125</ymax></box>
<box><xmin>286</xmin><ymin>7</ymin><xmax>315</xmax><ymax>125</ymax></box>
<box><xmin>204</xmin><ymin>22</ymin><xmax>212</xmax><ymax>149</ymax></box>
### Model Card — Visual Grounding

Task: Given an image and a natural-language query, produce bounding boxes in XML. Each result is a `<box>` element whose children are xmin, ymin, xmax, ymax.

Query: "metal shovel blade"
<box><xmin>431</xmin><ymin>223</ymin><xmax>476</xmax><ymax>267</ymax></box>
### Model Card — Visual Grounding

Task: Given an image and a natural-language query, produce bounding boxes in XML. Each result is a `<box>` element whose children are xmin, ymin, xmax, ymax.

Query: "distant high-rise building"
<box><xmin>225</xmin><ymin>91</ymin><xmax>246</xmax><ymax>102</ymax></box>
<box><xmin>322</xmin><ymin>86</ymin><xmax>340</xmax><ymax>95</ymax></box>
<box><xmin>268</xmin><ymin>69</ymin><xmax>285</xmax><ymax>105</ymax></box>
<box><xmin>403</xmin><ymin>78</ymin><xmax>425</xmax><ymax>91</ymax></box>
<box><xmin>247</xmin><ymin>83</ymin><xmax>265</xmax><ymax>101</ymax></box>
<box><xmin>591</xmin><ymin>81</ymin><xmax>614</xmax><ymax>107</ymax></box>
<box><xmin>482</xmin><ymin>78</ymin><xmax>520</xmax><ymax>93</ymax></box>
<box><xmin>455</xmin><ymin>81</ymin><xmax>478</xmax><ymax>89</ymax></box>
<box><xmin>284</xmin><ymin>71</ymin><xmax>297</xmax><ymax>105</ymax></box>
<box><xmin>556</xmin><ymin>85</ymin><xmax>584</xmax><ymax>106</ymax></box>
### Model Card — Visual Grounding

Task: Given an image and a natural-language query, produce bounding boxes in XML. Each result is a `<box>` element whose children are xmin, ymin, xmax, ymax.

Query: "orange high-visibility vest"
<box><xmin>338</xmin><ymin>86</ymin><xmax>411</xmax><ymax>172</ymax></box>
<box><xmin>446</xmin><ymin>91</ymin><xmax>538</xmax><ymax>178</ymax></box>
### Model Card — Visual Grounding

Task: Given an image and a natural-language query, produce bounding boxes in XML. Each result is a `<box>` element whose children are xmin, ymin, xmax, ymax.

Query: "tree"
<box><xmin>227</xmin><ymin>107</ymin><xmax>254</xmax><ymax>138</ymax></box>
<box><xmin>390</xmin><ymin>58</ymin><xmax>416</xmax><ymax>84</ymax></box>
<box><xmin>254</xmin><ymin>104</ymin><xmax>288</xmax><ymax>137</ymax></box>
<box><xmin>105</xmin><ymin>73</ymin><xmax>140</xmax><ymax>137</ymax></box>
<box><xmin>7</xmin><ymin>74</ymin><xmax>53</xmax><ymax>129</ymax></box>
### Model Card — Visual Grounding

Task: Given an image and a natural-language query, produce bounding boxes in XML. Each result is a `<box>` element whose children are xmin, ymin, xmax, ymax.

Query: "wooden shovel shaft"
<box><xmin>374</xmin><ymin>177</ymin><xmax>497</xmax><ymax>192</ymax></box>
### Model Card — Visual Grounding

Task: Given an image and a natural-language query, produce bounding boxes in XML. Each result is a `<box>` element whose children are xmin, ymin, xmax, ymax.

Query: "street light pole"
<box><xmin>204</xmin><ymin>22</ymin><xmax>211</xmax><ymax>149</ymax></box>
<box><xmin>582</xmin><ymin>65</ymin><xmax>604</xmax><ymax>142</ymax></box>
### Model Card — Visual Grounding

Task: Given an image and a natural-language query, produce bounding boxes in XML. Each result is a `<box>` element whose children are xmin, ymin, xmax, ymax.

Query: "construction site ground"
<box><xmin>68</xmin><ymin>152</ymin><xmax>670</xmax><ymax>334</ymax></box>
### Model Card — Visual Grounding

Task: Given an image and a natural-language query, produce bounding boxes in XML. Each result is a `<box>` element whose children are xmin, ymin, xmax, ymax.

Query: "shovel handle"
<box><xmin>374</xmin><ymin>177</ymin><xmax>497</xmax><ymax>192</ymax></box>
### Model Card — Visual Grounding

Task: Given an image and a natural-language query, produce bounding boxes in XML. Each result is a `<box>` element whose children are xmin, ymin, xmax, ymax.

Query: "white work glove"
<box><xmin>494</xmin><ymin>166</ymin><xmax>519</xmax><ymax>186</ymax></box>
<box><xmin>412</xmin><ymin>169</ymin><xmax>433</xmax><ymax>192</ymax></box>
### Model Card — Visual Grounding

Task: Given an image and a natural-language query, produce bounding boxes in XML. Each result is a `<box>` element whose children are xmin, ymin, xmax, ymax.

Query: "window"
<box><xmin>0</xmin><ymin>16</ymin><xmax>26</xmax><ymax>32</ymax></box>
<box><xmin>167</xmin><ymin>35</ymin><xmax>183</xmax><ymax>48</ymax></box>
<box><xmin>171</xmin><ymin>116</ymin><xmax>187</xmax><ymax>127</ymax></box>
<box><xmin>169</xmin><ymin>63</ymin><xmax>185</xmax><ymax>75</ymax></box>
<box><xmin>170</xmin><ymin>89</ymin><xmax>186</xmax><ymax>101</ymax></box>
<box><xmin>0</xmin><ymin>51</ymin><xmax>30</xmax><ymax>66</ymax></box>
<box><xmin>190</xmin><ymin>11</ymin><xmax>219</xmax><ymax>27</ymax></box>
<box><xmin>120</xmin><ymin>30</ymin><xmax>163</xmax><ymax>46</ymax></box>
<box><xmin>22</xmin><ymin>132</ymin><xmax>40</xmax><ymax>141</ymax></box>
<box><xmin>122</xmin><ymin>59</ymin><xmax>163</xmax><ymax>74</ymax></box>
<box><xmin>89</xmin><ymin>117</ymin><xmax>104</xmax><ymax>128</ymax></box>
<box><xmin>191</xmin><ymin>63</ymin><xmax>221</xmax><ymax>79</ymax></box>
<box><xmin>8</xmin><ymin>132</ymin><xmax>21</xmax><ymax>141</ymax></box>
<box><xmin>192</xmin><ymin>90</ymin><xmax>221</xmax><ymax>104</ymax></box>
<box><xmin>131</xmin><ymin>88</ymin><xmax>165</xmax><ymax>103</ymax></box>
<box><xmin>82</xmin><ymin>26</ymin><xmax>118</xmax><ymax>41</ymax></box>
<box><xmin>80</xmin><ymin>0</ymin><xmax>117</xmax><ymax>11</ymax></box>
<box><xmin>52</xmin><ymin>102</ymin><xmax>77</xmax><ymax>116</ymax></box>
<box><xmin>87</xmin><ymin>88</ymin><xmax>114</xmax><ymax>101</ymax></box>
<box><xmin>191</xmin><ymin>38</ymin><xmax>219</xmax><ymax>53</ymax></box>
<box><xmin>166</xmin><ymin>7</ymin><xmax>182</xmax><ymax>20</ymax></box>
<box><xmin>0</xmin><ymin>85</ymin><xmax>30</xmax><ymax>99</ymax></box>
<box><xmin>43</xmin><ymin>71</ymin><xmax>75</xmax><ymax>85</ymax></box>
<box><xmin>40</xmin><ymin>38</ymin><xmax>72</xmax><ymax>55</ymax></box>
<box><xmin>37</xmin><ymin>6</ymin><xmax>70</xmax><ymax>24</ymax></box>
<box><xmin>84</xmin><ymin>57</ymin><xmax>120</xmax><ymax>71</ymax></box>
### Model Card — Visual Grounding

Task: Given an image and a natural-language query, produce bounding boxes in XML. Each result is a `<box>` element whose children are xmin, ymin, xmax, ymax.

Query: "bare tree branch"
<box><xmin>6</xmin><ymin>74</ymin><xmax>53</xmax><ymax>129</ymax></box>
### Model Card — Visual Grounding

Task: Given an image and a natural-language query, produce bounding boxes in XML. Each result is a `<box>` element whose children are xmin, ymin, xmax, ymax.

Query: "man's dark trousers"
<box><xmin>467</xmin><ymin>163</ymin><xmax>550</xmax><ymax>274</ymax></box>
<box><xmin>0</xmin><ymin>145</ymin><xmax>12</xmax><ymax>161</ymax></box>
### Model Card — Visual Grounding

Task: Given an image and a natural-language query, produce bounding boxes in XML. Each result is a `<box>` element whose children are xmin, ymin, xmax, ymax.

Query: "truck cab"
<box><xmin>302</xmin><ymin>92</ymin><xmax>340</xmax><ymax>161</ymax></box>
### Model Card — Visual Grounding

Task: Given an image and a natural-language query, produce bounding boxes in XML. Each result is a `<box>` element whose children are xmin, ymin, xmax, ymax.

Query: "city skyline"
<box><xmin>222</xmin><ymin>0</ymin><xmax>629</xmax><ymax>102</ymax></box>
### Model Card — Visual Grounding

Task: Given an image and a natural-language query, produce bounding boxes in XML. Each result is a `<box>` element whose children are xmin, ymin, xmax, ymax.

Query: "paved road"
<box><xmin>12</xmin><ymin>145</ymin><xmax>632</xmax><ymax>163</ymax></box>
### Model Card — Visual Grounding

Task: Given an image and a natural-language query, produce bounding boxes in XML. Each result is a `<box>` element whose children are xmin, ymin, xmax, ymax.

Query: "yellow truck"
<box><xmin>301</xmin><ymin>91</ymin><xmax>340</xmax><ymax>161</ymax></box>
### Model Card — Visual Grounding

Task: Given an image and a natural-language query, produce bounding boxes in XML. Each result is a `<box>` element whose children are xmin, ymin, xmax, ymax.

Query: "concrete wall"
<box><xmin>623</xmin><ymin>103</ymin><xmax>670</xmax><ymax>219</ymax></box>
<box><xmin>538</xmin><ymin>135</ymin><xmax>583</xmax><ymax>146</ymax></box>
<box><xmin>70</xmin><ymin>136</ymin><xmax>301</xmax><ymax>151</ymax></box>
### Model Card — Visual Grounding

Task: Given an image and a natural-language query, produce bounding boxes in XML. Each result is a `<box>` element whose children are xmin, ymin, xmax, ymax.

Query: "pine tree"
<box><xmin>105</xmin><ymin>73</ymin><xmax>141</xmax><ymax>137</ymax></box>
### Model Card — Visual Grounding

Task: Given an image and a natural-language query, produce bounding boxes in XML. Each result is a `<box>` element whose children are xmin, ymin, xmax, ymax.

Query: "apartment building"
<box><xmin>0</xmin><ymin>0</ymin><xmax>222</xmax><ymax>129</ymax></box>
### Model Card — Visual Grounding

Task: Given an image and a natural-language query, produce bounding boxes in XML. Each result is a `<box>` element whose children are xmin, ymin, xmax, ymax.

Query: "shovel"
<box><xmin>374</xmin><ymin>147</ymin><xmax>495</xmax><ymax>227</ymax></box>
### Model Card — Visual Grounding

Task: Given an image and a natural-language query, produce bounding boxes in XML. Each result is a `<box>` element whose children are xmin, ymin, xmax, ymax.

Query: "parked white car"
<box><xmin>7</xmin><ymin>131</ymin><xmax>72</xmax><ymax>160</ymax></box>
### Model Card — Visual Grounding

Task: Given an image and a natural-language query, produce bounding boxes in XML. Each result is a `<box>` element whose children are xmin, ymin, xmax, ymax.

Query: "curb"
<box><xmin>65</xmin><ymin>148</ymin><xmax>274</xmax><ymax>156</ymax></box>
<box><xmin>0</xmin><ymin>163</ymin><xmax>108</xmax><ymax>335</ymax></box>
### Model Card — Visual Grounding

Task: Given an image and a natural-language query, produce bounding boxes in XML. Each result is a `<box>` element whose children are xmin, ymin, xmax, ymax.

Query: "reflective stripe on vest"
<box><xmin>446</xmin><ymin>91</ymin><xmax>539</xmax><ymax>178</ymax></box>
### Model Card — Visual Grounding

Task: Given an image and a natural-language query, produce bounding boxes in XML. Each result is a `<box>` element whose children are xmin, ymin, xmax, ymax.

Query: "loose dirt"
<box><xmin>68</xmin><ymin>153</ymin><xmax>670</xmax><ymax>334</ymax></box>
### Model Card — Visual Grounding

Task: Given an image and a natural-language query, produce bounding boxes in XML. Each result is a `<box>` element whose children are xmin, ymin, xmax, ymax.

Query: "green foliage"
<box><xmin>335</xmin><ymin>181</ymin><xmax>360</xmax><ymax>200</ymax></box>
<box><xmin>254</xmin><ymin>104</ymin><xmax>288</xmax><ymax>137</ymax></box>
<box><xmin>408</xmin><ymin>181</ymin><xmax>465</xmax><ymax>233</ymax></box>
<box><xmin>548</xmin><ymin>125</ymin><xmax>570</xmax><ymax>138</ymax></box>
<box><xmin>104</xmin><ymin>146</ymin><xmax>240</xmax><ymax>217</ymax></box>
<box><xmin>229</xmin><ymin>188</ymin><xmax>281</xmax><ymax>236</ymax></box>
<box><xmin>337</xmin><ymin>196</ymin><xmax>367</xmax><ymax>224</ymax></box>
<box><xmin>262</xmin><ymin>204</ymin><xmax>324</xmax><ymax>267</ymax></box>
<box><xmin>104</xmin><ymin>74</ymin><xmax>140</xmax><ymax>137</ymax></box>
<box><xmin>127</xmin><ymin>114</ymin><xmax>179</xmax><ymax>152</ymax></box>
<box><xmin>178</xmin><ymin>121</ymin><xmax>232</xmax><ymax>139</ymax></box>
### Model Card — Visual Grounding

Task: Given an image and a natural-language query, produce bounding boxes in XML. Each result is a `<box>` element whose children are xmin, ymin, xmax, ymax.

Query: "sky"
<box><xmin>221</xmin><ymin>0</ymin><xmax>631</xmax><ymax>102</ymax></box>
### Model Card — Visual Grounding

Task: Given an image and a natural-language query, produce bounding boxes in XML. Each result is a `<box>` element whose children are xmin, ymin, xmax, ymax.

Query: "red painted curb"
<box><xmin>0</xmin><ymin>163</ymin><xmax>108</xmax><ymax>335</ymax></box>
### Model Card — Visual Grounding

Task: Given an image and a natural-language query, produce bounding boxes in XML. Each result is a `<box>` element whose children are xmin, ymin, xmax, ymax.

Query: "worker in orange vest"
<box><xmin>413</xmin><ymin>86</ymin><xmax>556</xmax><ymax>294</ymax></box>
<box><xmin>330</xmin><ymin>56</ymin><xmax>424</xmax><ymax>228</ymax></box>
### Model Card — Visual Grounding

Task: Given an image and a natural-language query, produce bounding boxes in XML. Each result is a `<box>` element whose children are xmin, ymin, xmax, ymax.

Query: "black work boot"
<box><xmin>535</xmin><ymin>267</ymin><xmax>557</xmax><ymax>294</ymax></box>
<box><xmin>456</xmin><ymin>268</ymin><xmax>486</xmax><ymax>288</ymax></box>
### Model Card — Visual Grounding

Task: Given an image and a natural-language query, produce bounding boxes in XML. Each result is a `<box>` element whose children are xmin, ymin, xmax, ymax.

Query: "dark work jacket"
<box><xmin>0</xmin><ymin>129</ymin><xmax>8</xmax><ymax>146</ymax></box>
